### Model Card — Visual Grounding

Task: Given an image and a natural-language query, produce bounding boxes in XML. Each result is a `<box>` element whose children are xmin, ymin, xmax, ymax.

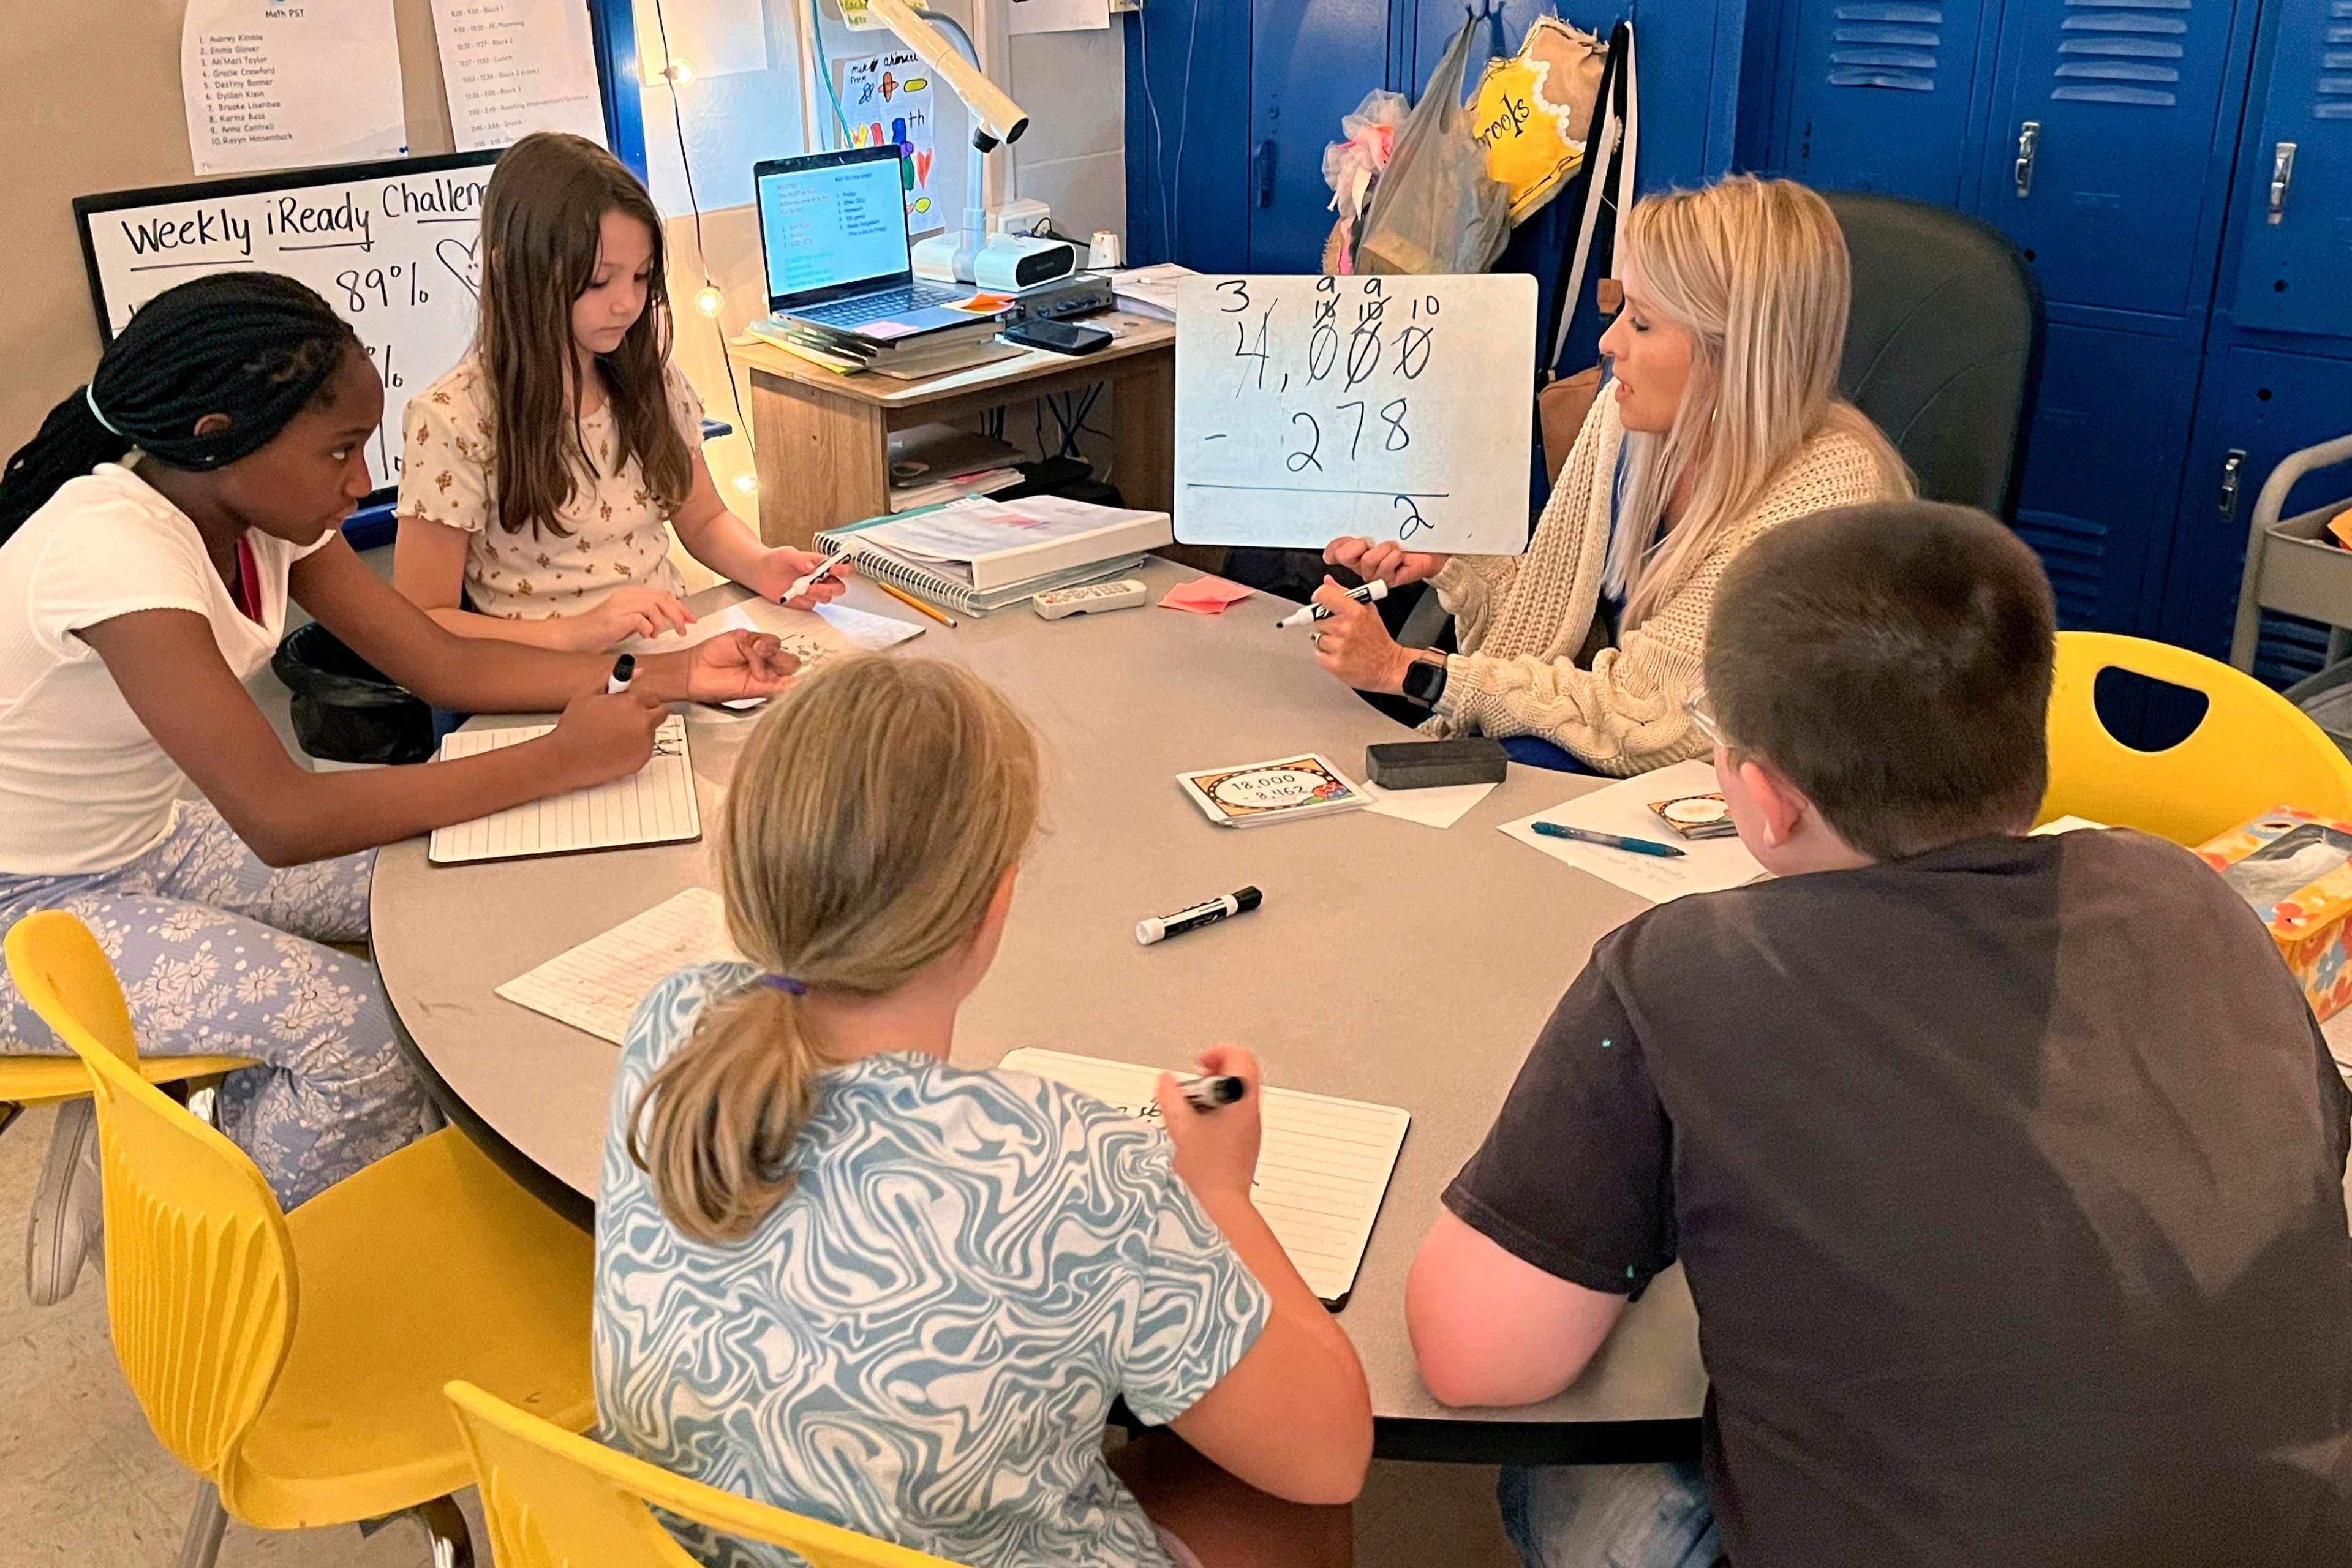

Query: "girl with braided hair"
<box><xmin>0</xmin><ymin>271</ymin><xmax>797</xmax><ymax>1304</ymax></box>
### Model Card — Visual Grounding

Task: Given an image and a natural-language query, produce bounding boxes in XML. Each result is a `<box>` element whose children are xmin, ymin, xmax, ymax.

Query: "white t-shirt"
<box><xmin>0</xmin><ymin>464</ymin><xmax>330</xmax><ymax>876</ymax></box>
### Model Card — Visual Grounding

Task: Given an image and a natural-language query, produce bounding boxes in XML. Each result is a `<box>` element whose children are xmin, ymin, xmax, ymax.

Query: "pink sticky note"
<box><xmin>1159</xmin><ymin>577</ymin><xmax>1256</xmax><ymax>614</ymax></box>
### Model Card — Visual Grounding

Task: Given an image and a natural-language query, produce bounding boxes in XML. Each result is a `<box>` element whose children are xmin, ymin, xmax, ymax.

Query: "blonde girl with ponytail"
<box><xmin>594</xmin><ymin>655</ymin><xmax>1371</xmax><ymax>1568</ymax></box>
<box><xmin>1313</xmin><ymin>175</ymin><xmax>1913</xmax><ymax>775</ymax></box>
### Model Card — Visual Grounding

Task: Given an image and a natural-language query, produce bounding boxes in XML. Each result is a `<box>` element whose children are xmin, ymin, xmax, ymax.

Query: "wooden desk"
<box><xmin>374</xmin><ymin>560</ymin><xmax>1706</xmax><ymax>1466</ymax></box>
<box><xmin>737</xmin><ymin>313</ymin><xmax>1176</xmax><ymax>549</ymax></box>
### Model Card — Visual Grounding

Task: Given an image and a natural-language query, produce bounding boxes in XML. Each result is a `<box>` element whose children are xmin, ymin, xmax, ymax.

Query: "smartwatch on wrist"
<box><xmin>1401</xmin><ymin>650</ymin><xmax>1450</xmax><ymax>709</ymax></box>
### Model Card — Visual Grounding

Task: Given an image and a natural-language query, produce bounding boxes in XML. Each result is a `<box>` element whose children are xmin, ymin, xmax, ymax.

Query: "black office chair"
<box><xmin>1823</xmin><ymin>190</ymin><xmax>2044</xmax><ymax>521</ymax></box>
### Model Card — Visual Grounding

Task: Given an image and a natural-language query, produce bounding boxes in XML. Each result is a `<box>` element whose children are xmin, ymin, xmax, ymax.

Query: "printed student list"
<box><xmin>179</xmin><ymin>0</ymin><xmax>408</xmax><ymax>175</ymax></box>
<box><xmin>430</xmin><ymin>0</ymin><xmax>606</xmax><ymax>153</ymax></box>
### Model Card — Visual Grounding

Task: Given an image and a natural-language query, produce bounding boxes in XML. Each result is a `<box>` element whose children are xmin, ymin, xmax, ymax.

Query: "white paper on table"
<box><xmin>182</xmin><ymin>0</ymin><xmax>407</xmax><ymax>175</ymax></box>
<box><xmin>430</xmin><ymin>715</ymin><xmax>698</xmax><ymax>864</ymax></box>
<box><xmin>1500</xmin><ymin>758</ymin><xmax>1766</xmax><ymax>904</ymax></box>
<box><xmin>2029</xmin><ymin>815</ymin><xmax>2108</xmax><ymax>835</ymax></box>
<box><xmin>618</xmin><ymin>598</ymin><xmax>927</xmax><ymax>660</ymax></box>
<box><xmin>497</xmin><ymin>888</ymin><xmax>744</xmax><ymax>1044</ymax></box>
<box><xmin>1008</xmin><ymin>0</ymin><xmax>1110</xmax><ymax>32</ymax></box>
<box><xmin>997</xmin><ymin>1049</ymin><xmax>1409</xmax><ymax>1306</ymax></box>
<box><xmin>1360</xmin><ymin>778</ymin><xmax>1498</xmax><ymax>829</ymax></box>
<box><xmin>430</xmin><ymin>0</ymin><xmax>607</xmax><ymax>153</ymax></box>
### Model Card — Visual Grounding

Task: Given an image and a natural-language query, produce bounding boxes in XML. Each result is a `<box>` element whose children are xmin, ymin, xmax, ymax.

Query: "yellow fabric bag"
<box><xmin>1471</xmin><ymin>18</ymin><xmax>1605</xmax><ymax>225</ymax></box>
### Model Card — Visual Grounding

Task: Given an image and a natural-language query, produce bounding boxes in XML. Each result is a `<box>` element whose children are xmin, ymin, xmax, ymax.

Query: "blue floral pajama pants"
<box><xmin>0</xmin><ymin>801</ymin><xmax>437</xmax><ymax>1210</ymax></box>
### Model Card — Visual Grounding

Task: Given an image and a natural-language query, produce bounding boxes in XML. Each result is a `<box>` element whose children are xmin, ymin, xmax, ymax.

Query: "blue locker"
<box><xmin>1123</xmin><ymin>0</ymin><xmax>1254</xmax><ymax>270</ymax></box>
<box><xmin>1976</xmin><ymin>0</ymin><xmax>2251</xmax><ymax>317</ymax></box>
<box><xmin>2011</xmin><ymin>322</ymin><xmax>2205</xmax><ymax>630</ymax></box>
<box><xmin>1767</xmin><ymin>0</ymin><xmax>1998</xmax><ymax>206</ymax></box>
<box><xmin>1249</xmin><ymin>0</ymin><xmax>1396</xmax><ymax>270</ymax></box>
<box><xmin>2159</xmin><ymin>348</ymin><xmax>2352</xmax><ymax>676</ymax></box>
<box><xmin>2229</xmin><ymin>0</ymin><xmax>2352</xmax><ymax>336</ymax></box>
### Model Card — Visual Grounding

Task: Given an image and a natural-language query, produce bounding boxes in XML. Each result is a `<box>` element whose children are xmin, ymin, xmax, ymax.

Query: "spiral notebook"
<box><xmin>817</xmin><ymin>496</ymin><xmax>1167</xmax><ymax>614</ymax></box>
<box><xmin>997</xmin><ymin>1048</ymin><xmax>1411</xmax><ymax>1308</ymax></box>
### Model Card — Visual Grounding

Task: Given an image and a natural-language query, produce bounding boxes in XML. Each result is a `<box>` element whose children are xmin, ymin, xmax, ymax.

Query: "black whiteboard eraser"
<box><xmin>1365</xmin><ymin>737</ymin><xmax>1509</xmax><ymax>790</ymax></box>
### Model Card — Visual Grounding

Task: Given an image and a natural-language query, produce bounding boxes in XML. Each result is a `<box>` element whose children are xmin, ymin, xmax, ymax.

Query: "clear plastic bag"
<box><xmin>1354</xmin><ymin>16</ymin><xmax>1511</xmax><ymax>276</ymax></box>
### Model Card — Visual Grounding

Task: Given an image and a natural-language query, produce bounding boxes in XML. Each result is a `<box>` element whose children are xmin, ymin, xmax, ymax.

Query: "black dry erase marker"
<box><xmin>1136</xmin><ymin>886</ymin><xmax>1263</xmax><ymax>946</ymax></box>
<box><xmin>606</xmin><ymin>654</ymin><xmax>636</xmax><ymax>694</ymax></box>
<box><xmin>1177</xmin><ymin>1074</ymin><xmax>1248</xmax><ymax>1110</ymax></box>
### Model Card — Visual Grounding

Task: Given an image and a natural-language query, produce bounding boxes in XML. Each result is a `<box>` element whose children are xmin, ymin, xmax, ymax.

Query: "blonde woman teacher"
<box><xmin>1310</xmin><ymin>176</ymin><xmax>1912</xmax><ymax>775</ymax></box>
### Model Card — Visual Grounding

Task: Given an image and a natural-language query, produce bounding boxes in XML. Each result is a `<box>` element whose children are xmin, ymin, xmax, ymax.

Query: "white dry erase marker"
<box><xmin>1276</xmin><ymin>578</ymin><xmax>1389</xmax><ymax>629</ymax></box>
<box><xmin>1175</xmin><ymin>1074</ymin><xmax>1248</xmax><ymax>1110</ymax></box>
<box><xmin>1136</xmin><ymin>885</ymin><xmax>1264</xmax><ymax>946</ymax></box>
<box><xmin>606</xmin><ymin>654</ymin><xmax>636</xmax><ymax>695</ymax></box>
<box><xmin>782</xmin><ymin>547</ymin><xmax>853</xmax><ymax>603</ymax></box>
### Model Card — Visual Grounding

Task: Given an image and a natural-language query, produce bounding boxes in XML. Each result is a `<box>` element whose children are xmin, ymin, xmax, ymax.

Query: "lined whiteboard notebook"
<box><xmin>998</xmin><ymin>1047</ymin><xmax>1410</xmax><ymax>1307</ymax></box>
<box><xmin>497</xmin><ymin>888</ymin><xmax>742</xmax><ymax>1044</ymax></box>
<box><xmin>429</xmin><ymin>715</ymin><xmax>699</xmax><ymax>864</ymax></box>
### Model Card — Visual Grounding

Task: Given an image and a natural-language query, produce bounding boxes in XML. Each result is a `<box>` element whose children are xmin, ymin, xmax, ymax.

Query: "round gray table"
<box><xmin>373</xmin><ymin>558</ymin><xmax>1706</xmax><ymax>1463</ymax></box>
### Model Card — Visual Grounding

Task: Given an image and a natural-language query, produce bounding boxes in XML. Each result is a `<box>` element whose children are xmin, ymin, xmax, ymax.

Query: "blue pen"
<box><xmin>1531</xmin><ymin>821</ymin><xmax>1686</xmax><ymax>858</ymax></box>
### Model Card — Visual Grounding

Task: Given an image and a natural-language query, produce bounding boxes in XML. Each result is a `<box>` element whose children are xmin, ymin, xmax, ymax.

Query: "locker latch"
<box><xmin>1253</xmin><ymin>140</ymin><xmax>1278</xmax><ymax>209</ymax></box>
<box><xmin>2218</xmin><ymin>449</ymin><xmax>2246</xmax><ymax>526</ymax></box>
<box><xmin>2014</xmin><ymin>121</ymin><xmax>2040</xmax><ymax>199</ymax></box>
<box><xmin>2269</xmin><ymin>142</ymin><xmax>2297</xmax><ymax>225</ymax></box>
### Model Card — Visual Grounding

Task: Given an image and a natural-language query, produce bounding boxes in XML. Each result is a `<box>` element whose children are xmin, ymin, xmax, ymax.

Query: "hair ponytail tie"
<box><xmin>83</xmin><ymin>385</ymin><xmax>125</xmax><ymax>438</ymax></box>
<box><xmin>760</xmin><ymin>974</ymin><xmax>807</xmax><ymax>997</ymax></box>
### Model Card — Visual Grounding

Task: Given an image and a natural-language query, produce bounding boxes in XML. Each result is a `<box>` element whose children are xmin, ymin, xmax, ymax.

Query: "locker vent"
<box><xmin>2014</xmin><ymin>512</ymin><xmax>2107</xmax><ymax>630</ymax></box>
<box><xmin>2053</xmin><ymin>0</ymin><xmax>2187</xmax><ymax>107</ymax></box>
<box><xmin>2320</xmin><ymin>0</ymin><xmax>2352</xmax><ymax>119</ymax></box>
<box><xmin>1827</xmin><ymin>3</ymin><xmax>1942</xmax><ymax>92</ymax></box>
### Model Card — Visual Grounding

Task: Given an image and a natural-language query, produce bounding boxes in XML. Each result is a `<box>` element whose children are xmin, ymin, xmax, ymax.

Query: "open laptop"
<box><xmin>752</xmin><ymin>147</ymin><xmax>992</xmax><ymax>342</ymax></box>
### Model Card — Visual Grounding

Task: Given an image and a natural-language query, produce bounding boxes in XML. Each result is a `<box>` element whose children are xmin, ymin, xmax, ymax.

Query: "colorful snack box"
<box><xmin>2195</xmin><ymin>809</ymin><xmax>2352</xmax><ymax>1021</ymax></box>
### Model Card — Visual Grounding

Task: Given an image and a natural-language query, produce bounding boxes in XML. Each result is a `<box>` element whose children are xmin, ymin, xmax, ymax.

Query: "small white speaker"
<box><xmin>973</xmin><ymin>236</ymin><xmax>1077</xmax><ymax>292</ymax></box>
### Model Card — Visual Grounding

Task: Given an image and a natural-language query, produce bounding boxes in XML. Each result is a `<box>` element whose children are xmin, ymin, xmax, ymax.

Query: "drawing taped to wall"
<box><xmin>835</xmin><ymin>48</ymin><xmax>940</xmax><ymax>235</ymax></box>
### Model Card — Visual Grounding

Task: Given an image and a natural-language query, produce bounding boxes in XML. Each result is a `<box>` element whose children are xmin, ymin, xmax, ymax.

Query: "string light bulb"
<box><xmin>693</xmin><ymin>283</ymin><xmax>725</xmax><ymax>318</ymax></box>
<box><xmin>732</xmin><ymin>471</ymin><xmax>758</xmax><ymax>495</ymax></box>
<box><xmin>649</xmin><ymin>56</ymin><xmax>695</xmax><ymax>86</ymax></box>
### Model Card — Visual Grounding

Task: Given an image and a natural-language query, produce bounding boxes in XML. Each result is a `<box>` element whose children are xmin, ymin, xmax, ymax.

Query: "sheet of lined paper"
<box><xmin>496</xmin><ymin>888</ymin><xmax>742</xmax><ymax>1044</ymax></box>
<box><xmin>998</xmin><ymin>1048</ymin><xmax>1411</xmax><ymax>1305</ymax></box>
<box><xmin>429</xmin><ymin>715</ymin><xmax>699</xmax><ymax>865</ymax></box>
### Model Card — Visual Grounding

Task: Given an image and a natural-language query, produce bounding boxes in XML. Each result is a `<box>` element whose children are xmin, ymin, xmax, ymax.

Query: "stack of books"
<box><xmin>887</xmin><ymin>424</ymin><xmax>1024</xmax><ymax>513</ymax></box>
<box><xmin>818</xmin><ymin>494</ymin><xmax>1174</xmax><ymax>617</ymax></box>
<box><xmin>746</xmin><ymin>315</ymin><xmax>1021</xmax><ymax>380</ymax></box>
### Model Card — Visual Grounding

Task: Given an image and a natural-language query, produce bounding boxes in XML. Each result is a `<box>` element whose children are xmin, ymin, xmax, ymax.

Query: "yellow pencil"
<box><xmin>875</xmin><ymin>578</ymin><xmax>959</xmax><ymax>627</ymax></box>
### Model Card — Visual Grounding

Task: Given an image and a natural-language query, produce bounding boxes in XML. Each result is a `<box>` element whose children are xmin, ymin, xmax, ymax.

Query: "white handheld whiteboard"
<box><xmin>1174</xmin><ymin>273</ymin><xmax>1536</xmax><ymax>555</ymax></box>
<box><xmin>75</xmin><ymin>151</ymin><xmax>503</xmax><ymax>497</ymax></box>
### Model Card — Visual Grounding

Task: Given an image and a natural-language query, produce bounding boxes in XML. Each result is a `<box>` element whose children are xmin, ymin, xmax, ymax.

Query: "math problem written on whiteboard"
<box><xmin>1172</xmin><ymin>273</ymin><xmax>1535</xmax><ymax>556</ymax></box>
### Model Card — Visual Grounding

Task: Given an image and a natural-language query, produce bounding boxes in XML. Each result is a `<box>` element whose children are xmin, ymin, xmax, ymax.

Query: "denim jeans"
<box><xmin>1499</xmin><ymin>1461</ymin><xmax>1722</xmax><ymax>1568</ymax></box>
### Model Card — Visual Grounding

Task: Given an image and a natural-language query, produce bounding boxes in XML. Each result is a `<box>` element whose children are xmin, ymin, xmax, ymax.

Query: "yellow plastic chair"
<box><xmin>0</xmin><ymin>904</ymin><xmax>253</xmax><ymax>1140</ymax></box>
<box><xmin>2041</xmin><ymin>631</ymin><xmax>2352</xmax><ymax>846</ymax></box>
<box><xmin>445</xmin><ymin>1379</ymin><xmax>968</xmax><ymax>1568</ymax></box>
<box><xmin>4</xmin><ymin>910</ymin><xmax>594</xmax><ymax>1568</ymax></box>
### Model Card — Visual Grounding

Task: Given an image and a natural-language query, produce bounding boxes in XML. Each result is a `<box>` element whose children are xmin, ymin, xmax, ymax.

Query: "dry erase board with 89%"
<box><xmin>1173</xmin><ymin>273</ymin><xmax>1535</xmax><ymax>555</ymax></box>
<box><xmin>75</xmin><ymin>150</ymin><xmax>502</xmax><ymax>499</ymax></box>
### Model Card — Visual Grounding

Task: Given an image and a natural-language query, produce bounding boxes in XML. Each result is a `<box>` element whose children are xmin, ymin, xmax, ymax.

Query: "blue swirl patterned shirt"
<box><xmin>594</xmin><ymin>963</ymin><xmax>1272</xmax><ymax>1568</ymax></box>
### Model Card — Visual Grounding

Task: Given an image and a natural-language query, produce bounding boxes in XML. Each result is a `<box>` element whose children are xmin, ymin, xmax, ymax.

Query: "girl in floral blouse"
<box><xmin>393</xmin><ymin>132</ymin><xmax>846</xmax><ymax>651</ymax></box>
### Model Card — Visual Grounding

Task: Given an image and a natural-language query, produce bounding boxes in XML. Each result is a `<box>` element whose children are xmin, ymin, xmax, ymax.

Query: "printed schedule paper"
<box><xmin>997</xmin><ymin>1049</ymin><xmax>1411</xmax><ymax>1306</ymax></box>
<box><xmin>496</xmin><ymin>888</ymin><xmax>742</xmax><ymax>1044</ymax></box>
<box><xmin>429</xmin><ymin>715</ymin><xmax>699</xmax><ymax>864</ymax></box>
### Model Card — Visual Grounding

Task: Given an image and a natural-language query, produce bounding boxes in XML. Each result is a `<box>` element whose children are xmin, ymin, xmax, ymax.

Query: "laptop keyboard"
<box><xmin>794</xmin><ymin>281</ymin><xmax>965</xmax><ymax>328</ymax></box>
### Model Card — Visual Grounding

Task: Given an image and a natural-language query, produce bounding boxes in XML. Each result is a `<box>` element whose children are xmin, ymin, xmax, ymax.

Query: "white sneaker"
<box><xmin>26</xmin><ymin>1100</ymin><xmax>102</xmax><ymax>1308</ymax></box>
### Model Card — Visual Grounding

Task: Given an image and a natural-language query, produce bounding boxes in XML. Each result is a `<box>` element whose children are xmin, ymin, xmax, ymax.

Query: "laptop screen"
<box><xmin>755</xmin><ymin>153</ymin><xmax>911</xmax><ymax>307</ymax></box>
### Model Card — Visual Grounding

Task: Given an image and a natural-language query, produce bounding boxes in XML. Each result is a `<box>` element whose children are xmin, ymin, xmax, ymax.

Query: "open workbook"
<box><xmin>998</xmin><ymin>1047</ymin><xmax>1411</xmax><ymax>1308</ymax></box>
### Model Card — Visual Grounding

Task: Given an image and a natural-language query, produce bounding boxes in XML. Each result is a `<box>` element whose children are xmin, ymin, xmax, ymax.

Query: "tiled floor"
<box><xmin>0</xmin><ymin>1101</ymin><xmax>1520</xmax><ymax>1567</ymax></box>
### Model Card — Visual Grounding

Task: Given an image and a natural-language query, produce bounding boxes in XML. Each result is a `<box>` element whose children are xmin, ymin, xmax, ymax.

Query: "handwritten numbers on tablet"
<box><xmin>1173</xmin><ymin>273</ymin><xmax>1535</xmax><ymax>555</ymax></box>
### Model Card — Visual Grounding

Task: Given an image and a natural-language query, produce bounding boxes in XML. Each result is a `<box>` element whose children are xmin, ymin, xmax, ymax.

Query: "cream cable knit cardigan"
<box><xmin>1424</xmin><ymin>391</ymin><xmax>1893</xmax><ymax>775</ymax></box>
